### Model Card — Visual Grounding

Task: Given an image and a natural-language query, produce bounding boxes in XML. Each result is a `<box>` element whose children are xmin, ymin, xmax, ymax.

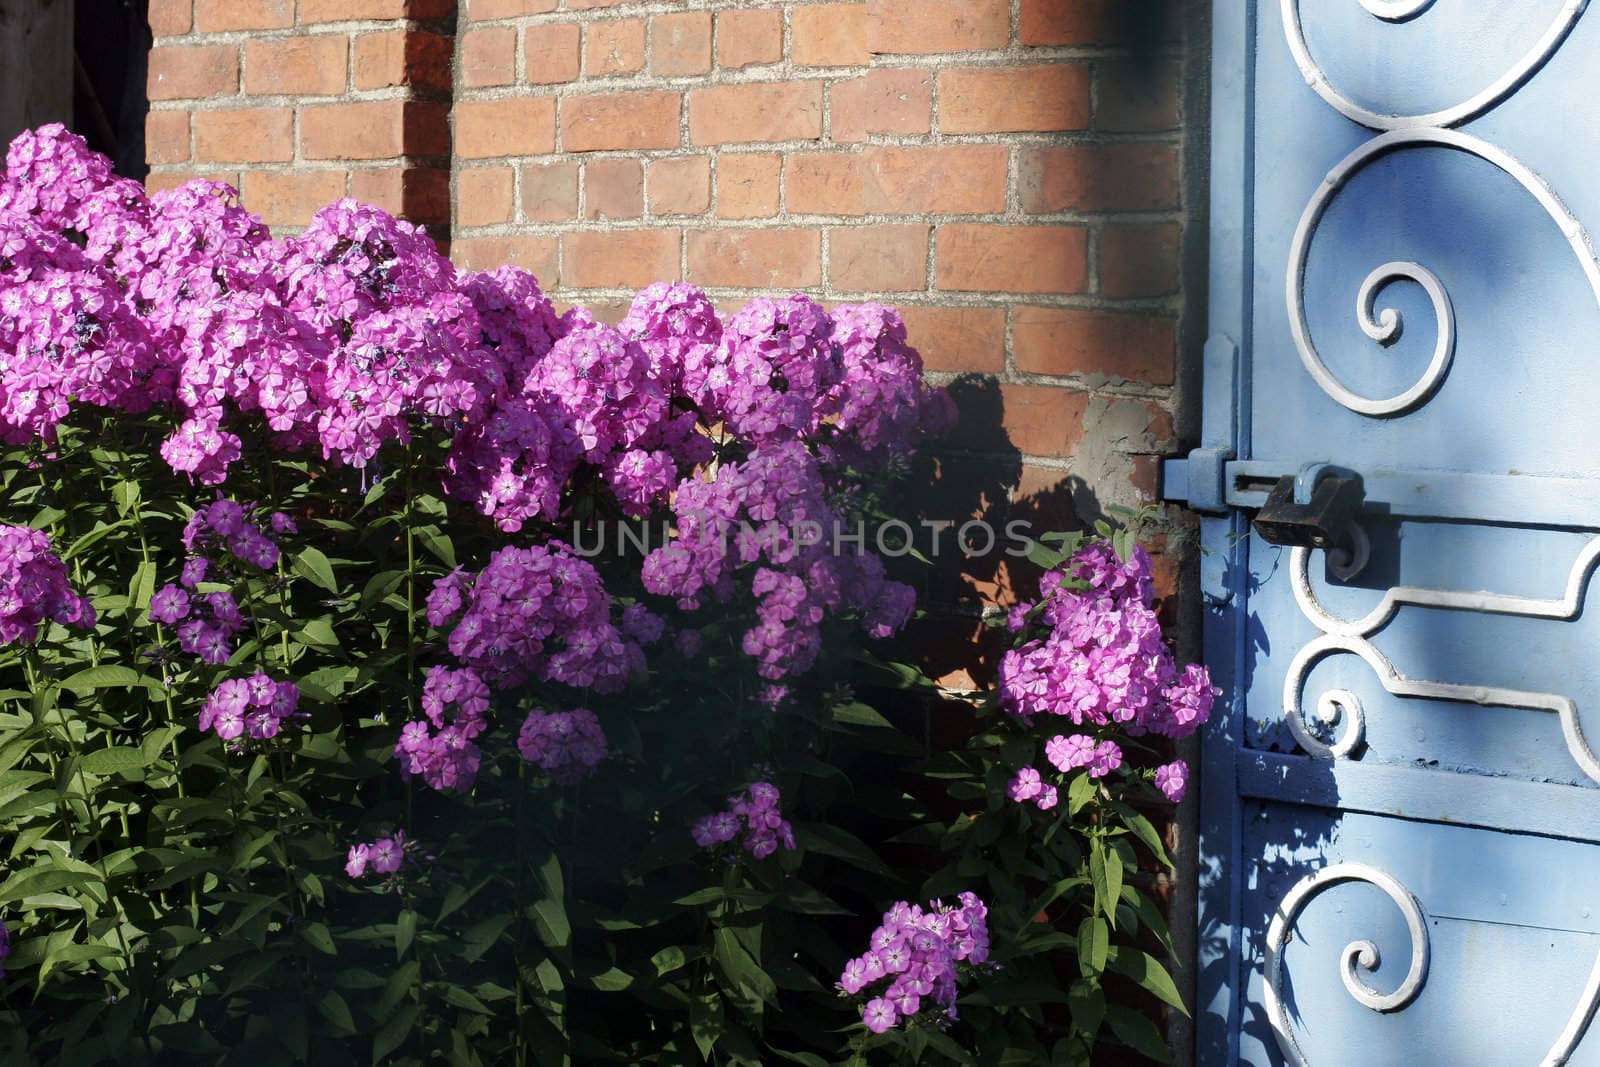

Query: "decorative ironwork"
<box><xmin>1288</xmin><ymin>128</ymin><xmax>1600</xmax><ymax>418</ymax></box>
<box><xmin>1281</xmin><ymin>0</ymin><xmax>1589</xmax><ymax>130</ymax></box>
<box><xmin>1264</xmin><ymin>863</ymin><xmax>1432</xmax><ymax>1067</ymax></box>
<box><xmin>1357</xmin><ymin>0</ymin><xmax>1435</xmax><ymax>21</ymax></box>
<box><xmin>1266</xmin><ymin>864</ymin><xmax>1600</xmax><ymax>1066</ymax></box>
<box><xmin>1283</xmin><ymin>542</ymin><xmax>1600</xmax><ymax>783</ymax></box>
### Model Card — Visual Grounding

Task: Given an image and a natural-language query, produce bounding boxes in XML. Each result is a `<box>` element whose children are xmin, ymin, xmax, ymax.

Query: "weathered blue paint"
<box><xmin>1168</xmin><ymin>2</ymin><xmax>1600</xmax><ymax>1062</ymax></box>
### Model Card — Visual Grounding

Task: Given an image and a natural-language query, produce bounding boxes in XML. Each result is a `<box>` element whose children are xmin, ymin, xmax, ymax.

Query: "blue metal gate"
<box><xmin>1165</xmin><ymin>2</ymin><xmax>1600</xmax><ymax>1062</ymax></box>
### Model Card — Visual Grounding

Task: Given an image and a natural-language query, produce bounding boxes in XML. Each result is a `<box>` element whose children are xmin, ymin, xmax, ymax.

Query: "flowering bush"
<box><xmin>0</xmin><ymin>125</ymin><xmax>1207</xmax><ymax>1066</ymax></box>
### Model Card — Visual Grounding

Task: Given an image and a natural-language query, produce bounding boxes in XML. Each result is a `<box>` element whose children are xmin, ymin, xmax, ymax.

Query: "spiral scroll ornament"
<box><xmin>1265</xmin><ymin>863</ymin><xmax>1432</xmax><ymax>1067</ymax></box>
<box><xmin>1282</xmin><ymin>0</ymin><xmax>1588</xmax><ymax>130</ymax></box>
<box><xmin>1288</xmin><ymin>128</ymin><xmax>1600</xmax><ymax>419</ymax></box>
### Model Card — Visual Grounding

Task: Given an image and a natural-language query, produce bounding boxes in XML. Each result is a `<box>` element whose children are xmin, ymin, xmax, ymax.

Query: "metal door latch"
<box><xmin>1251</xmin><ymin>464</ymin><xmax>1365</xmax><ymax>550</ymax></box>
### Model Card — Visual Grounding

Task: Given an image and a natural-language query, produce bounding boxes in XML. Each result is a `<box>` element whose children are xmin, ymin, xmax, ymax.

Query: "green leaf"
<box><xmin>1121</xmin><ymin>810</ymin><xmax>1173</xmax><ymax>867</ymax></box>
<box><xmin>78</xmin><ymin>746</ymin><xmax>149</xmax><ymax>776</ymax></box>
<box><xmin>1105</xmin><ymin>1003</ymin><xmax>1172</xmax><ymax>1063</ymax></box>
<box><xmin>1107</xmin><ymin>947</ymin><xmax>1189</xmax><ymax>1016</ymax></box>
<box><xmin>39</xmin><ymin>941</ymin><xmax>120</xmax><ymax>982</ymax></box>
<box><xmin>128</xmin><ymin>560</ymin><xmax>156</xmax><ymax>614</ymax></box>
<box><xmin>832</xmin><ymin>702</ymin><xmax>895</xmax><ymax>729</ymax></box>
<box><xmin>292</xmin><ymin>547</ymin><xmax>338</xmax><ymax>592</ymax></box>
<box><xmin>110</xmin><ymin>480</ymin><xmax>141</xmax><ymax>518</ymax></box>
<box><xmin>378</xmin><ymin>960</ymin><xmax>420</xmax><ymax>1019</ymax></box>
<box><xmin>1076</xmin><ymin>916</ymin><xmax>1108</xmax><ymax>977</ymax></box>
<box><xmin>314</xmin><ymin>990</ymin><xmax>358</xmax><ymax>1036</ymax></box>
<box><xmin>585</xmin><ymin>967</ymin><xmax>635</xmax><ymax>991</ymax></box>
<box><xmin>795</xmin><ymin>823</ymin><xmax>896</xmax><ymax>878</ymax></box>
<box><xmin>299</xmin><ymin>922</ymin><xmax>337</xmax><ymax>956</ymax></box>
<box><xmin>395</xmin><ymin>909</ymin><xmax>417</xmax><ymax>958</ymax></box>
<box><xmin>1067</xmin><ymin>772</ymin><xmax>1097</xmax><ymax>815</ymax></box>
<box><xmin>443</xmin><ymin>985</ymin><xmax>494</xmax><ymax>1014</ymax></box>
<box><xmin>295</xmin><ymin>619</ymin><xmax>339</xmax><ymax>647</ymax></box>
<box><xmin>0</xmin><ymin>867</ymin><xmax>101</xmax><ymax>905</ymax></box>
<box><xmin>714</xmin><ymin>927</ymin><xmax>777</xmax><ymax>1009</ymax></box>
<box><xmin>59</xmin><ymin>666</ymin><xmax>159</xmax><ymax>694</ymax></box>
<box><xmin>372</xmin><ymin>1002</ymin><xmax>420</xmax><ymax>1065</ymax></box>
<box><xmin>415</xmin><ymin>525</ymin><xmax>456</xmax><ymax>568</ymax></box>
<box><xmin>1066</xmin><ymin>982</ymin><xmax>1106</xmax><ymax>1042</ymax></box>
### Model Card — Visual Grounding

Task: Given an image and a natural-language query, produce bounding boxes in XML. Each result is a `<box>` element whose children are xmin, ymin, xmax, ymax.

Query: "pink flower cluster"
<box><xmin>345</xmin><ymin>830</ymin><xmax>412</xmax><ymax>880</ymax></box>
<box><xmin>515</xmin><ymin>708</ymin><xmax>607</xmax><ymax>785</ymax></box>
<box><xmin>839</xmin><ymin>893</ymin><xmax>990</xmax><ymax>1034</ymax></box>
<box><xmin>426</xmin><ymin>543</ymin><xmax>644</xmax><ymax>694</ymax></box>
<box><xmin>393</xmin><ymin>665</ymin><xmax>494</xmax><ymax>792</ymax></box>
<box><xmin>999</xmin><ymin>541</ymin><xmax>1218</xmax><ymax>808</ymax></box>
<box><xmin>399</xmin><ymin>545</ymin><xmax>637</xmax><ymax>794</ymax></box>
<box><xmin>690</xmin><ymin>781</ymin><xmax>795</xmax><ymax>859</ymax></box>
<box><xmin>0</xmin><ymin>525</ymin><xmax>93</xmax><ymax>645</ymax></box>
<box><xmin>641</xmin><ymin>441</ymin><xmax>915</xmax><ymax>695</ymax></box>
<box><xmin>197</xmin><ymin>673</ymin><xmax>304</xmax><ymax>742</ymax></box>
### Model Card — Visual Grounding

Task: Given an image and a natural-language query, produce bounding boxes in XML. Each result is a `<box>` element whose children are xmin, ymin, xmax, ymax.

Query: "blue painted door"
<box><xmin>1165</xmin><ymin>2</ymin><xmax>1600</xmax><ymax>1063</ymax></box>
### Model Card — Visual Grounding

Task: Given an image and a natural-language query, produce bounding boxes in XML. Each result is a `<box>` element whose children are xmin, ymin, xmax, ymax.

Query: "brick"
<box><xmin>353</xmin><ymin>30</ymin><xmax>452</xmax><ymax>92</ymax></box>
<box><xmin>716</xmin><ymin>8</ymin><xmax>782</xmax><ymax>69</ymax></box>
<box><xmin>524</xmin><ymin>23</ymin><xmax>581</xmax><ymax>84</ymax></box>
<box><xmin>895</xmin><ymin>306</ymin><xmax>1005</xmax><ymax>372</ymax></box>
<box><xmin>518</xmin><ymin>160</ymin><xmax>582</xmax><ymax>220</ymax></box>
<box><xmin>831</xmin><ymin>68</ymin><xmax>931</xmax><ymax>142</ymax></box>
<box><xmin>940</xmin><ymin>64</ymin><xmax>1091</xmax><ymax>134</ymax></box>
<box><xmin>687</xmin><ymin>229</ymin><xmax>820</xmax><ymax>289</ymax></box>
<box><xmin>1012</xmin><ymin>307</ymin><xmax>1174</xmax><ymax>383</ymax></box>
<box><xmin>456</xmin><ymin>97</ymin><xmax>557</xmax><ymax>159</ymax></box>
<box><xmin>996</xmin><ymin>384</ymin><xmax>1089</xmax><ymax>458</ymax></box>
<box><xmin>584</xmin><ymin>159</ymin><xmax>643</xmax><ymax>221</ymax></box>
<box><xmin>145</xmin><ymin>110</ymin><xmax>190</xmax><ymax>165</ymax></box>
<box><xmin>568</xmin><ymin>0</ymin><xmax>630</xmax><ymax>8</ymax></box>
<box><xmin>194</xmin><ymin>108</ymin><xmax>292</xmax><ymax>163</ymax></box>
<box><xmin>648</xmin><ymin>156</ymin><xmax>711</xmax><ymax>216</ymax></box>
<box><xmin>1019</xmin><ymin>145</ymin><xmax>1179</xmax><ymax>213</ymax></box>
<box><xmin>521</xmin><ymin>161</ymin><xmax>580</xmax><ymax>221</ymax></box>
<box><xmin>689</xmin><ymin>82</ymin><xmax>822</xmax><ymax>145</ymax></box>
<box><xmin>864</xmin><ymin>145</ymin><xmax>1007</xmax><ymax>213</ymax></box>
<box><xmin>196</xmin><ymin>0</ymin><xmax>291</xmax><ymax>32</ymax></box>
<box><xmin>147</xmin><ymin>44</ymin><xmax>237</xmax><ymax>101</ymax></box>
<box><xmin>462</xmin><ymin>27</ymin><xmax>517</xmax><ymax>87</ymax></box>
<box><xmin>716</xmin><ymin>154</ymin><xmax>780</xmax><ymax>218</ymax></box>
<box><xmin>241</xmin><ymin>169</ymin><xmax>346</xmax><ymax>227</ymax></box>
<box><xmin>1095</xmin><ymin>59</ymin><xmax>1181</xmax><ymax>132</ymax></box>
<box><xmin>244</xmin><ymin>36</ymin><xmax>347</xmax><ymax>96</ymax></box>
<box><xmin>935</xmin><ymin>224</ymin><xmax>1089</xmax><ymax>294</ymax></box>
<box><xmin>564</xmin><ymin>230</ymin><xmax>682</xmax><ymax>289</ymax></box>
<box><xmin>868</xmin><ymin>0</ymin><xmax>1009</xmax><ymax>54</ymax></box>
<box><xmin>1021</xmin><ymin>0</ymin><xmax>1182</xmax><ymax>47</ymax></box>
<box><xmin>562</xmin><ymin>91</ymin><xmax>680</xmax><ymax>151</ymax></box>
<box><xmin>451</xmin><ymin>236</ymin><xmax>559</xmax><ymax>282</ymax></box>
<box><xmin>148</xmin><ymin>0</ymin><xmax>192</xmax><ymax>37</ymax></box>
<box><xmin>350</xmin><ymin>166</ymin><xmax>450</xmax><ymax>225</ymax></box>
<box><xmin>456</xmin><ymin>166</ymin><xmax>515</xmax><ymax>226</ymax></box>
<box><xmin>829</xmin><ymin>224</ymin><xmax>928</xmax><ymax>292</ymax></box>
<box><xmin>586</xmin><ymin>18</ymin><xmax>645</xmax><ymax>76</ymax></box>
<box><xmin>651</xmin><ymin>11</ymin><xmax>711</xmax><ymax>76</ymax></box>
<box><xmin>1100</xmin><ymin>222</ymin><xmax>1180</xmax><ymax>298</ymax></box>
<box><xmin>147</xmin><ymin>170</ymin><xmax>239</xmax><ymax>194</ymax></box>
<box><xmin>785</xmin><ymin>152</ymin><xmax>863</xmax><ymax>215</ymax></box>
<box><xmin>793</xmin><ymin>4</ymin><xmax>868</xmax><ymax>67</ymax></box>
<box><xmin>300</xmin><ymin>0</ymin><xmax>454</xmax><ymax>22</ymax></box>
<box><xmin>468</xmin><ymin>0</ymin><xmax>554</xmax><ymax>17</ymax></box>
<box><xmin>301</xmin><ymin>100</ymin><xmax>450</xmax><ymax>160</ymax></box>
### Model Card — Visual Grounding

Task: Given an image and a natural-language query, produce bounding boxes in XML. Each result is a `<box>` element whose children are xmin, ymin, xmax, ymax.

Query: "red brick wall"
<box><xmin>144</xmin><ymin>0</ymin><xmax>456</xmax><ymax>230</ymax></box>
<box><xmin>142</xmin><ymin>0</ymin><xmax>1201</xmax><ymax>668</ymax></box>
